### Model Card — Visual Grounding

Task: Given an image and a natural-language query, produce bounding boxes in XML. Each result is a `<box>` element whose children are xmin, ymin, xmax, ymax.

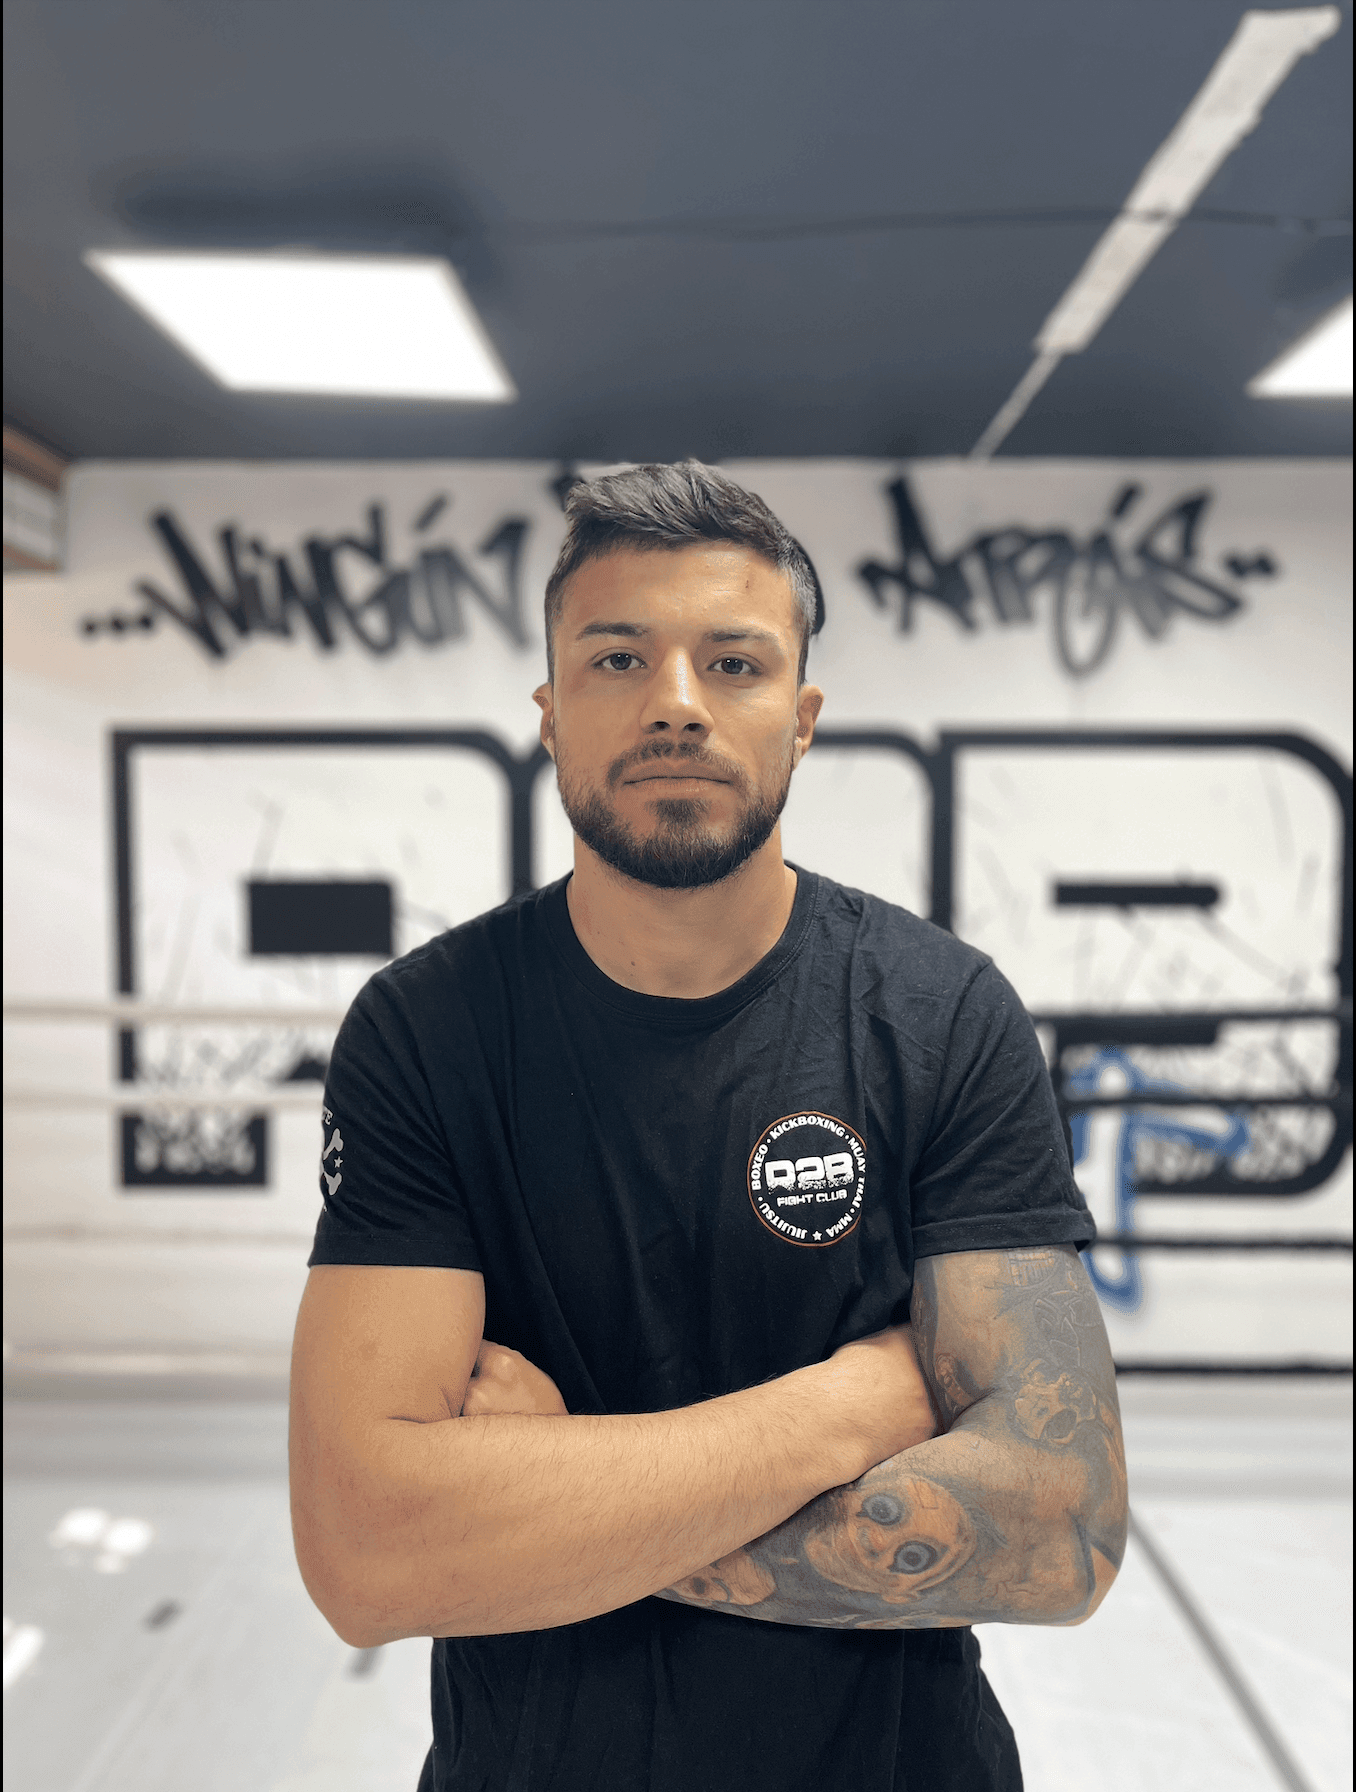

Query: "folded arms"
<box><xmin>288</xmin><ymin>1246</ymin><xmax>1126</xmax><ymax>1644</ymax></box>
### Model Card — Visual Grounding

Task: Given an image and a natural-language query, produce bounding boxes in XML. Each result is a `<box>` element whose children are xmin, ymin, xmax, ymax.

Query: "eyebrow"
<box><xmin>572</xmin><ymin>622</ymin><xmax>783</xmax><ymax>649</ymax></box>
<box><xmin>574</xmin><ymin>620</ymin><xmax>649</xmax><ymax>641</ymax></box>
<box><xmin>705</xmin><ymin>628</ymin><xmax>781</xmax><ymax>649</ymax></box>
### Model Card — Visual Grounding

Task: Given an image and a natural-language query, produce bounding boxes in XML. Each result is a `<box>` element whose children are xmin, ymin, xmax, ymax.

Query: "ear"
<box><xmin>792</xmin><ymin>683</ymin><xmax>824</xmax><ymax>766</ymax></box>
<box><xmin>533</xmin><ymin>682</ymin><xmax>556</xmax><ymax>759</ymax></box>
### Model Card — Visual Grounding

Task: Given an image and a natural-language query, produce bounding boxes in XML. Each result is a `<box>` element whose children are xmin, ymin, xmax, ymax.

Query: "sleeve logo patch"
<box><xmin>748</xmin><ymin>1112</ymin><xmax>867</xmax><ymax>1247</ymax></box>
<box><xmin>320</xmin><ymin>1104</ymin><xmax>344</xmax><ymax>1203</ymax></box>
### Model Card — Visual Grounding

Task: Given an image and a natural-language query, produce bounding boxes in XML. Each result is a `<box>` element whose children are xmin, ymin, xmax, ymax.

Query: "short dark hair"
<box><xmin>544</xmin><ymin>460</ymin><xmax>821</xmax><ymax>681</ymax></box>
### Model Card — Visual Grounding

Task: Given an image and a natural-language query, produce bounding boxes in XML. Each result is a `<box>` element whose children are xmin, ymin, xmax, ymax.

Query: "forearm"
<box><xmin>297</xmin><ymin>1362</ymin><xmax>867</xmax><ymax>1645</ymax></box>
<box><xmin>661</xmin><ymin>1246</ymin><xmax>1128</xmax><ymax>1631</ymax></box>
<box><xmin>660</xmin><ymin>1395</ymin><xmax>1119</xmax><ymax>1629</ymax></box>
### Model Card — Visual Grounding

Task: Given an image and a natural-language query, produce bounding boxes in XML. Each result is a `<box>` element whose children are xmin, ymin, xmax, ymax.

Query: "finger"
<box><xmin>463</xmin><ymin>1380</ymin><xmax>522</xmax><ymax>1417</ymax></box>
<box><xmin>474</xmin><ymin>1342</ymin><xmax>514</xmax><ymax>1380</ymax></box>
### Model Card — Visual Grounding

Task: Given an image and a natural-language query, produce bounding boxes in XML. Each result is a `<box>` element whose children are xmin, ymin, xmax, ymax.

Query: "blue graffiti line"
<box><xmin>1068</xmin><ymin>1049</ymin><xmax>1250</xmax><ymax>1312</ymax></box>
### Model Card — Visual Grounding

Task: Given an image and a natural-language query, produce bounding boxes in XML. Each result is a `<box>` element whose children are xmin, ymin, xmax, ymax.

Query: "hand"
<box><xmin>823</xmin><ymin>1324</ymin><xmax>942</xmax><ymax>1476</ymax></box>
<box><xmin>460</xmin><ymin>1340</ymin><xmax>569</xmax><ymax>1418</ymax></box>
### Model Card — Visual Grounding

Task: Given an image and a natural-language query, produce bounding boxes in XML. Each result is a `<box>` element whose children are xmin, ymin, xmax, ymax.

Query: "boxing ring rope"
<box><xmin>3</xmin><ymin>999</ymin><xmax>349</xmax><ymax>1026</ymax></box>
<box><xmin>4</xmin><ymin>1000</ymin><xmax>1351</xmax><ymax>1375</ymax></box>
<box><xmin>3</xmin><ymin>999</ymin><xmax>344</xmax><ymax>1110</ymax></box>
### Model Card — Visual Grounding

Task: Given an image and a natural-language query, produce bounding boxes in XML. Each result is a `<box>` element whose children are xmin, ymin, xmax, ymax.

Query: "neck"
<box><xmin>565</xmin><ymin>829</ymin><xmax>798</xmax><ymax>998</ymax></box>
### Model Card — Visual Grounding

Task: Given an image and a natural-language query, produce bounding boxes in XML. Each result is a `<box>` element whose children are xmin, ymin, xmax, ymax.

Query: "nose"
<box><xmin>638</xmin><ymin>648</ymin><xmax>711</xmax><ymax>737</ymax></box>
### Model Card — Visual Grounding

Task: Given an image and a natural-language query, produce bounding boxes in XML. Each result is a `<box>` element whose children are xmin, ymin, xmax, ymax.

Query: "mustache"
<box><xmin>606</xmin><ymin>740</ymin><xmax>748</xmax><ymax>789</ymax></box>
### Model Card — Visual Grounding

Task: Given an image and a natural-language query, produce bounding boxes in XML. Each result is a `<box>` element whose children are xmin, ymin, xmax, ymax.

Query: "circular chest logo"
<box><xmin>748</xmin><ymin>1111</ymin><xmax>867</xmax><ymax>1247</ymax></box>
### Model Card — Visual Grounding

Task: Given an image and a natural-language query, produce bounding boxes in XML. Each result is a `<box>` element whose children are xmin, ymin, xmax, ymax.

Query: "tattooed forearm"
<box><xmin>659</xmin><ymin>1246</ymin><xmax>1127</xmax><ymax>1630</ymax></box>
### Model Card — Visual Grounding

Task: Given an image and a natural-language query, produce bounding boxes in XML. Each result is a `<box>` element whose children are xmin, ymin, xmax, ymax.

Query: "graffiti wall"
<box><xmin>3</xmin><ymin>458</ymin><xmax>1351</xmax><ymax>1369</ymax></box>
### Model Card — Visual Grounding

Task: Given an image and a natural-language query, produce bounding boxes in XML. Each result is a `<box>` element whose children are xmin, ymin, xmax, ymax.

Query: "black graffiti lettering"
<box><xmin>858</xmin><ymin>478</ymin><xmax>977</xmax><ymax>632</ymax></box>
<box><xmin>129</xmin><ymin>513</ymin><xmax>336</xmax><ymax>657</ymax></box>
<box><xmin>156</xmin><ymin>511</ymin><xmax>259</xmax><ymax>641</ymax></box>
<box><xmin>89</xmin><ymin>498</ymin><xmax>534</xmax><ymax>660</ymax></box>
<box><xmin>218</xmin><ymin>527</ymin><xmax>284</xmax><ymax>636</ymax></box>
<box><xmin>339</xmin><ymin>503</ymin><xmax>386</xmax><ymax>570</ymax></box>
<box><xmin>857</xmin><ymin>477</ymin><xmax>1254</xmax><ymax>679</ymax></box>
<box><xmin>416</xmin><ymin>519</ymin><xmax>531</xmax><ymax>648</ymax></box>
<box><xmin>970</xmin><ymin>529</ymin><xmax>1075</xmax><ymax>625</ymax></box>
<box><xmin>81</xmin><ymin>606</ymin><xmax>157</xmax><ymax>639</ymax></box>
<box><xmin>305</xmin><ymin>540</ymin><xmax>400</xmax><ymax>653</ymax></box>
<box><xmin>130</xmin><ymin>511</ymin><xmax>259</xmax><ymax>657</ymax></box>
<box><xmin>1133</xmin><ymin>494</ymin><xmax>1244</xmax><ymax>622</ymax></box>
<box><xmin>551</xmin><ymin>464</ymin><xmax>585</xmax><ymax>511</ymax></box>
<box><xmin>374</xmin><ymin>568</ymin><xmax>438</xmax><ymax>646</ymax></box>
<box><xmin>1053</xmin><ymin>532</ymin><xmax>1126</xmax><ymax>675</ymax></box>
<box><xmin>476</xmin><ymin>518</ymin><xmax>532</xmax><ymax>646</ymax></box>
<box><xmin>273</xmin><ymin>548</ymin><xmax>339</xmax><ymax>650</ymax></box>
<box><xmin>133</xmin><ymin>574</ymin><xmax>225</xmax><ymax>657</ymax></box>
<box><xmin>1110</xmin><ymin>483</ymin><xmax>1142</xmax><ymax>521</ymax></box>
<box><xmin>305</xmin><ymin>507</ymin><xmax>400</xmax><ymax>655</ymax></box>
<box><xmin>416</xmin><ymin>551</ymin><xmax>468</xmax><ymax>644</ymax></box>
<box><xmin>1225</xmin><ymin>552</ymin><xmax>1278</xmax><ymax>579</ymax></box>
<box><xmin>1052</xmin><ymin>494</ymin><xmax>1247</xmax><ymax>673</ymax></box>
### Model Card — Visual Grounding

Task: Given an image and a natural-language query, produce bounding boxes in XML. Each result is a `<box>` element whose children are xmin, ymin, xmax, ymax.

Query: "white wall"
<box><xmin>4</xmin><ymin>458</ymin><xmax>1351</xmax><ymax>1368</ymax></box>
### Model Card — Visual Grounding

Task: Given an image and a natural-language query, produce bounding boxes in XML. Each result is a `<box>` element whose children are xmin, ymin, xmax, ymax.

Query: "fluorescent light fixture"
<box><xmin>1034</xmin><ymin>7</ymin><xmax>1341</xmax><ymax>358</ymax></box>
<box><xmin>971</xmin><ymin>5</ymin><xmax>1341</xmax><ymax>457</ymax></box>
<box><xmin>84</xmin><ymin>251</ymin><xmax>516</xmax><ymax>401</ymax></box>
<box><xmin>1248</xmin><ymin>296</ymin><xmax>1353</xmax><ymax>397</ymax></box>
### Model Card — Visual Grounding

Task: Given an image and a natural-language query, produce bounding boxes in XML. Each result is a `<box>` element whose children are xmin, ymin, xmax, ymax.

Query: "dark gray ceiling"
<box><xmin>4</xmin><ymin>0</ymin><xmax>1351</xmax><ymax>462</ymax></box>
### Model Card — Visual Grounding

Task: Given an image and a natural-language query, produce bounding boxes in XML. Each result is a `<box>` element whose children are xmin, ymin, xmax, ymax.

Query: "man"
<box><xmin>290</xmin><ymin>461</ymin><xmax>1127</xmax><ymax>1792</ymax></box>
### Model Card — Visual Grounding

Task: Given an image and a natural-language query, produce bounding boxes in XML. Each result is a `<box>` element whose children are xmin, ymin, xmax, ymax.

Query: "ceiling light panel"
<box><xmin>84</xmin><ymin>252</ymin><xmax>516</xmax><ymax>401</ymax></box>
<box><xmin>971</xmin><ymin>5</ymin><xmax>1341</xmax><ymax>458</ymax></box>
<box><xmin>1248</xmin><ymin>297</ymin><xmax>1354</xmax><ymax>398</ymax></box>
<box><xmin>1034</xmin><ymin>7</ymin><xmax>1341</xmax><ymax>358</ymax></box>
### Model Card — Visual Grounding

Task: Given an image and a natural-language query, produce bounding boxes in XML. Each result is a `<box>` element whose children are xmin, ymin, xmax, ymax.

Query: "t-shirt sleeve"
<box><xmin>308</xmin><ymin>977</ymin><xmax>482</xmax><ymax>1272</ymax></box>
<box><xmin>910</xmin><ymin>960</ymin><xmax>1094</xmax><ymax>1258</ymax></box>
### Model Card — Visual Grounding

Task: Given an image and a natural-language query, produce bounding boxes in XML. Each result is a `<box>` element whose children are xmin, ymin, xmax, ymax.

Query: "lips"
<box><xmin>623</xmin><ymin>771</ymin><xmax>727</xmax><ymax>785</ymax></box>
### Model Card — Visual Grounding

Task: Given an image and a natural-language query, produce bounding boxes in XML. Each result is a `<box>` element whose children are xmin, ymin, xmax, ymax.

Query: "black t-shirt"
<box><xmin>310</xmin><ymin>869</ymin><xmax>1093</xmax><ymax>1792</ymax></box>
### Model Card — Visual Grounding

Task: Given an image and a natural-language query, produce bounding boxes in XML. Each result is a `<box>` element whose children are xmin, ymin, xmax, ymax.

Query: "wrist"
<box><xmin>786</xmin><ymin>1358</ymin><xmax>877</xmax><ymax>1487</ymax></box>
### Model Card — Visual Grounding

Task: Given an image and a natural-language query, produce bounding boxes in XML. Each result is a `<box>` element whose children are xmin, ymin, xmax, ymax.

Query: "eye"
<box><xmin>861</xmin><ymin>1495</ymin><xmax>904</xmax><ymax>1526</ymax></box>
<box><xmin>599</xmin><ymin>652</ymin><xmax>641</xmax><ymax>672</ymax></box>
<box><xmin>891</xmin><ymin>1541</ymin><xmax>941</xmax><ymax>1576</ymax></box>
<box><xmin>713</xmin><ymin>656</ymin><xmax>756</xmax><ymax>675</ymax></box>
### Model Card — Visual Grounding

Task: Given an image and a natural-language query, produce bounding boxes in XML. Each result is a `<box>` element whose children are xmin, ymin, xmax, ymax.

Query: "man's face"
<box><xmin>535</xmin><ymin>544</ymin><xmax>823</xmax><ymax>890</ymax></box>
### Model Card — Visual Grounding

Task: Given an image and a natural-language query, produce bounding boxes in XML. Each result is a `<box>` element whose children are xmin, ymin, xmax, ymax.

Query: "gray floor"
<box><xmin>3</xmin><ymin>1378</ymin><xmax>1351</xmax><ymax>1792</ymax></box>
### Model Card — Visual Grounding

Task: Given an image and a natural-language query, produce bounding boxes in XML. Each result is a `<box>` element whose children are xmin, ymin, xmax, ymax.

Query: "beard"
<box><xmin>555</xmin><ymin>737</ymin><xmax>793</xmax><ymax>890</ymax></box>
